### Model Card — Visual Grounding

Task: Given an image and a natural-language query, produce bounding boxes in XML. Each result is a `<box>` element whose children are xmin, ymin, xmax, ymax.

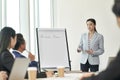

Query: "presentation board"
<box><xmin>36</xmin><ymin>28</ymin><xmax>71</xmax><ymax>71</ymax></box>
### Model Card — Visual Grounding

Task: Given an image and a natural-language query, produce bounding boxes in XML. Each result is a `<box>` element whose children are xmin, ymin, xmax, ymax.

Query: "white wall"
<box><xmin>53</xmin><ymin>0</ymin><xmax>120</xmax><ymax>71</ymax></box>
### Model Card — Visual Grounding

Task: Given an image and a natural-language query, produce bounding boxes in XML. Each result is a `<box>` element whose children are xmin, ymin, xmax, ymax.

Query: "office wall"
<box><xmin>53</xmin><ymin>0</ymin><xmax>120</xmax><ymax>71</ymax></box>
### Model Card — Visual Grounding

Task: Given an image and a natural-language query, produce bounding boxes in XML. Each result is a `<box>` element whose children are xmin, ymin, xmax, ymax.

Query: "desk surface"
<box><xmin>25</xmin><ymin>73</ymin><xmax>83</xmax><ymax>80</ymax></box>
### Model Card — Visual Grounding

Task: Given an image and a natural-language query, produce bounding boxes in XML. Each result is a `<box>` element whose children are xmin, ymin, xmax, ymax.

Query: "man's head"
<box><xmin>13</xmin><ymin>33</ymin><xmax>26</xmax><ymax>52</ymax></box>
<box><xmin>112</xmin><ymin>0</ymin><xmax>120</xmax><ymax>27</ymax></box>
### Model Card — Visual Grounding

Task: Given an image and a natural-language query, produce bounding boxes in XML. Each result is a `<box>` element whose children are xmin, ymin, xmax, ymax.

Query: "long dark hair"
<box><xmin>0</xmin><ymin>27</ymin><xmax>16</xmax><ymax>53</ymax></box>
<box><xmin>86</xmin><ymin>18</ymin><xmax>97</xmax><ymax>32</ymax></box>
<box><xmin>112</xmin><ymin>0</ymin><xmax>120</xmax><ymax>17</ymax></box>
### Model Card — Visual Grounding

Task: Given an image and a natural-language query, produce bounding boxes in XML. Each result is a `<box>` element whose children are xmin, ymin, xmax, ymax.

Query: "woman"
<box><xmin>12</xmin><ymin>33</ymin><xmax>38</xmax><ymax>68</ymax></box>
<box><xmin>0</xmin><ymin>27</ymin><xmax>17</xmax><ymax>77</ymax></box>
<box><xmin>80</xmin><ymin>0</ymin><xmax>120</xmax><ymax>80</ymax></box>
<box><xmin>77</xmin><ymin>18</ymin><xmax>104</xmax><ymax>72</ymax></box>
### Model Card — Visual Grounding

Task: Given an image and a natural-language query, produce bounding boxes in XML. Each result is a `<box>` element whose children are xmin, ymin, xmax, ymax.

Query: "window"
<box><xmin>39</xmin><ymin>0</ymin><xmax>51</xmax><ymax>28</ymax></box>
<box><xmin>1</xmin><ymin>0</ymin><xmax>53</xmax><ymax>58</ymax></box>
<box><xmin>30</xmin><ymin>0</ymin><xmax>53</xmax><ymax>56</ymax></box>
<box><xmin>6</xmin><ymin>0</ymin><xmax>19</xmax><ymax>32</ymax></box>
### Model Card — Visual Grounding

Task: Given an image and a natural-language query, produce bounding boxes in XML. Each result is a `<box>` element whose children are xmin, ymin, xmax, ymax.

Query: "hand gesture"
<box><xmin>0</xmin><ymin>71</ymin><xmax>8</xmax><ymax>80</ymax></box>
<box><xmin>28</xmin><ymin>52</ymin><xmax>35</xmax><ymax>61</ymax></box>
<box><xmin>86</xmin><ymin>49</ymin><xmax>93</xmax><ymax>54</ymax></box>
<box><xmin>77</xmin><ymin>48</ymin><xmax>82</xmax><ymax>53</ymax></box>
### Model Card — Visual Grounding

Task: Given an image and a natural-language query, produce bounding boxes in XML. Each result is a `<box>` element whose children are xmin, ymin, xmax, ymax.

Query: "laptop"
<box><xmin>9</xmin><ymin>58</ymin><xmax>30</xmax><ymax>80</ymax></box>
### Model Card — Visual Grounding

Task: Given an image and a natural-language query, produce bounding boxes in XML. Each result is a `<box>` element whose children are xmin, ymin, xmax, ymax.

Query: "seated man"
<box><xmin>12</xmin><ymin>33</ymin><xmax>37</xmax><ymax>68</ymax></box>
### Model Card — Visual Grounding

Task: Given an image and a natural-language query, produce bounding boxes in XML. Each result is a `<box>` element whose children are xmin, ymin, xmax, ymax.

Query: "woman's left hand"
<box><xmin>86</xmin><ymin>49</ymin><xmax>93</xmax><ymax>54</ymax></box>
<box><xmin>28</xmin><ymin>52</ymin><xmax>35</xmax><ymax>61</ymax></box>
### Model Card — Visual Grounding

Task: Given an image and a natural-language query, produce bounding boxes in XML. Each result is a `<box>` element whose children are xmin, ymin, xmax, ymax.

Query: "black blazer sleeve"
<box><xmin>83</xmin><ymin>50</ymin><xmax>120</xmax><ymax>80</ymax></box>
<box><xmin>0</xmin><ymin>50</ymin><xmax>14</xmax><ymax>75</ymax></box>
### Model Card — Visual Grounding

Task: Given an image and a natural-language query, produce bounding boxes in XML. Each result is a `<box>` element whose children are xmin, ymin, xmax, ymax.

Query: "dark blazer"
<box><xmin>0</xmin><ymin>49</ymin><xmax>14</xmax><ymax>76</ymax></box>
<box><xmin>84</xmin><ymin>50</ymin><xmax>120</xmax><ymax>80</ymax></box>
<box><xmin>12</xmin><ymin>50</ymin><xmax>38</xmax><ymax>68</ymax></box>
<box><xmin>0</xmin><ymin>49</ymin><xmax>47</xmax><ymax>78</ymax></box>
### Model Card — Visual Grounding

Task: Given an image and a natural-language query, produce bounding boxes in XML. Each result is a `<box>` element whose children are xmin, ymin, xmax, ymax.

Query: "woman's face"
<box><xmin>117</xmin><ymin>17</ymin><xmax>120</xmax><ymax>28</ymax></box>
<box><xmin>86</xmin><ymin>21</ymin><xmax>95</xmax><ymax>32</ymax></box>
<box><xmin>10</xmin><ymin>36</ymin><xmax>17</xmax><ymax>48</ymax></box>
<box><xmin>20</xmin><ymin>41</ymin><xmax>26</xmax><ymax>51</ymax></box>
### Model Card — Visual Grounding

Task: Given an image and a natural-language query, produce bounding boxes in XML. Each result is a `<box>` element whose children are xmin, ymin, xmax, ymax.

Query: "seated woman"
<box><xmin>12</xmin><ymin>33</ymin><xmax>37</xmax><ymax>68</ymax></box>
<box><xmin>12</xmin><ymin>33</ymin><xmax>54</xmax><ymax>78</ymax></box>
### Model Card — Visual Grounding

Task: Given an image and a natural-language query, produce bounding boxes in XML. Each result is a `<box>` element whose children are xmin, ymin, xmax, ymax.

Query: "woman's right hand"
<box><xmin>77</xmin><ymin>48</ymin><xmax>81</xmax><ymax>53</ymax></box>
<box><xmin>0</xmin><ymin>71</ymin><xmax>8</xmax><ymax>80</ymax></box>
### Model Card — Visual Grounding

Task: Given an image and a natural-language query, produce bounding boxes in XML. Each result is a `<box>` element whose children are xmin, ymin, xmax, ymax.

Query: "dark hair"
<box><xmin>86</xmin><ymin>18</ymin><xmax>97</xmax><ymax>32</ymax></box>
<box><xmin>112</xmin><ymin>0</ymin><xmax>120</xmax><ymax>17</ymax></box>
<box><xmin>13</xmin><ymin>33</ymin><xmax>25</xmax><ymax>50</ymax></box>
<box><xmin>0</xmin><ymin>27</ymin><xmax>16</xmax><ymax>53</ymax></box>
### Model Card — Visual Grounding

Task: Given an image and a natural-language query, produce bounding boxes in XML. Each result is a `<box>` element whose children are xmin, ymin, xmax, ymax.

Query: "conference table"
<box><xmin>38</xmin><ymin>73</ymin><xmax>81</xmax><ymax>80</ymax></box>
<box><xmin>25</xmin><ymin>72</ymin><xmax>83</xmax><ymax>80</ymax></box>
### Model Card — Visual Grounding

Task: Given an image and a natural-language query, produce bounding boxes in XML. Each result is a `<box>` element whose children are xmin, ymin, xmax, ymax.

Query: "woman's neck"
<box><xmin>7</xmin><ymin>47</ymin><xmax>10</xmax><ymax>50</ymax></box>
<box><xmin>89</xmin><ymin>31</ymin><xmax>95</xmax><ymax>35</ymax></box>
<box><xmin>88</xmin><ymin>31</ymin><xmax>95</xmax><ymax>39</ymax></box>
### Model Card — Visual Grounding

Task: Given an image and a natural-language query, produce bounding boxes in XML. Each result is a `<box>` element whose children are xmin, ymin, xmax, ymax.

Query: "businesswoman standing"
<box><xmin>77</xmin><ymin>18</ymin><xmax>104</xmax><ymax>72</ymax></box>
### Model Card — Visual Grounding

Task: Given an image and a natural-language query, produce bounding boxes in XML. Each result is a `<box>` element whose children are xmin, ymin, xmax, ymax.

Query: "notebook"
<box><xmin>9</xmin><ymin>58</ymin><xmax>30</xmax><ymax>80</ymax></box>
